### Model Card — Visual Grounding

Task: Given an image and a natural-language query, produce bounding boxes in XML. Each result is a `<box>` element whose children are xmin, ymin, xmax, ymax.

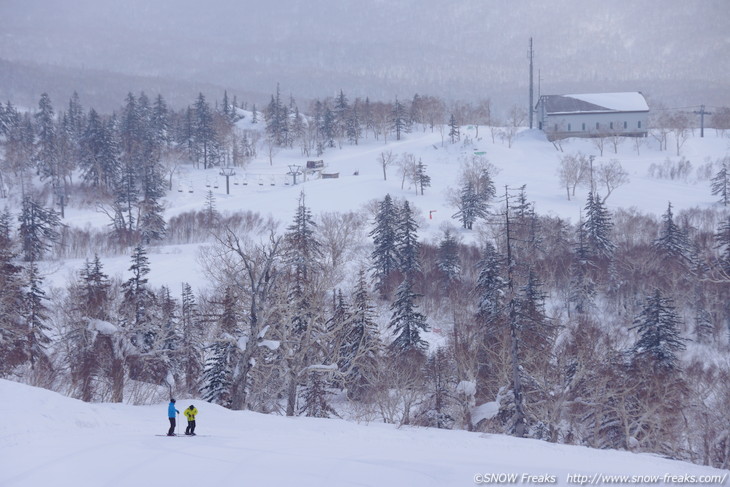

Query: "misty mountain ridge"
<box><xmin>0</xmin><ymin>0</ymin><xmax>728</xmax><ymax>112</ymax></box>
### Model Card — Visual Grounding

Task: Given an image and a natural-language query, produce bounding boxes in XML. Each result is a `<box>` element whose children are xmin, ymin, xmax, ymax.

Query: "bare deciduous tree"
<box><xmin>597</xmin><ymin>159</ymin><xmax>629</xmax><ymax>202</ymax></box>
<box><xmin>557</xmin><ymin>152</ymin><xmax>591</xmax><ymax>200</ymax></box>
<box><xmin>397</xmin><ymin>152</ymin><xmax>418</xmax><ymax>190</ymax></box>
<box><xmin>668</xmin><ymin>111</ymin><xmax>692</xmax><ymax>156</ymax></box>
<box><xmin>317</xmin><ymin>211</ymin><xmax>367</xmax><ymax>270</ymax></box>
<box><xmin>377</xmin><ymin>150</ymin><xmax>395</xmax><ymax>181</ymax></box>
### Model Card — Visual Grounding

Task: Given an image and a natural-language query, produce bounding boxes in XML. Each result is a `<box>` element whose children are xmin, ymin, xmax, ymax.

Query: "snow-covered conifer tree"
<box><xmin>475</xmin><ymin>242</ymin><xmax>505</xmax><ymax>326</ymax></box>
<box><xmin>654</xmin><ymin>202</ymin><xmax>693</xmax><ymax>265</ymax></box>
<box><xmin>630</xmin><ymin>289</ymin><xmax>687</xmax><ymax>371</ymax></box>
<box><xmin>388</xmin><ymin>276</ymin><xmax>428</xmax><ymax>354</ymax></box>
<box><xmin>397</xmin><ymin>200</ymin><xmax>420</xmax><ymax>276</ymax></box>
<box><xmin>21</xmin><ymin>261</ymin><xmax>51</xmax><ymax>370</ymax></box>
<box><xmin>0</xmin><ymin>208</ymin><xmax>25</xmax><ymax>374</ymax></box>
<box><xmin>18</xmin><ymin>196</ymin><xmax>61</xmax><ymax>263</ymax></box>
<box><xmin>202</xmin><ymin>286</ymin><xmax>238</xmax><ymax>407</ymax></box>
<box><xmin>437</xmin><ymin>229</ymin><xmax>461</xmax><ymax>285</ymax></box>
<box><xmin>370</xmin><ymin>194</ymin><xmax>400</xmax><ymax>296</ymax></box>
<box><xmin>582</xmin><ymin>191</ymin><xmax>615</xmax><ymax>260</ymax></box>
<box><xmin>711</xmin><ymin>157</ymin><xmax>729</xmax><ymax>206</ymax></box>
<box><xmin>338</xmin><ymin>270</ymin><xmax>381</xmax><ymax>399</ymax></box>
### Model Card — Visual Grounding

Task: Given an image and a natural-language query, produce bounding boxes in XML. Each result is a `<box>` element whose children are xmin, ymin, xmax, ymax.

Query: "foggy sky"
<box><xmin>0</xmin><ymin>0</ymin><xmax>728</xmax><ymax>111</ymax></box>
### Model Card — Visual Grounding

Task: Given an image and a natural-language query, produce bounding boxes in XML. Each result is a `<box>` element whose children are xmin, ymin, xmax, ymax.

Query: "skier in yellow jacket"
<box><xmin>184</xmin><ymin>405</ymin><xmax>198</xmax><ymax>436</ymax></box>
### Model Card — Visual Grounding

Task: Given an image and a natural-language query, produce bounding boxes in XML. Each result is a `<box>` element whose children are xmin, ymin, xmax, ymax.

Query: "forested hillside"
<box><xmin>1</xmin><ymin>88</ymin><xmax>730</xmax><ymax>470</ymax></box>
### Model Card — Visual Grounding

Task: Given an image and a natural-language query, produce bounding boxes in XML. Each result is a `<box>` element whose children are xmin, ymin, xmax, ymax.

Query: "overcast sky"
<box><xmin>1</xmin><ymin>0</ymin><xmax>728</xmax><ymax>110</ymax></box>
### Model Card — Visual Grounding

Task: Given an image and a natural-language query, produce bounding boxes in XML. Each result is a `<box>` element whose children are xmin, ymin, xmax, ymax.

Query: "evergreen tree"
<box><xmin>448</xmin><ymin>114</ymin><xmax>460</xmax><ymax>143</ymax></box>
<box><xmin>112</xmin><ymin>151</ymin><xmax>139</xmax><ymax>238</ymax></box>
<box><xmin>138</xmin><ymin>155</ymin><xmax>167</xmax><ymax>244</ymax></box>
<box><xmin>420</xmin><ymin>347</ymin><xmax>456</xmax><ymax>429</ymax></box>
<box><xmin>179</xmin><ymin>282</ymin><xmax>203</xmax><ymax>392</ymax></box>
<box><xmin>265</xmin><ymin>84</ymin><xmax>289</xmax><ymax>147</ymax></box>
<box><xmin>0</xmin><ymin>102</ymin><xmax>9</xmax><ymax>136</ymax></box>
<box><xmin>21</xmin><ymin>261</ymin><xmax>52</xmax><ymax>370</ymax></box>
<box><xmin>221</xmin><ymin>90</ymin><xmax>231</xmax><ymax>120</ymax></box>
<box><xmin>0</xmin><ymin>208</ymin><xmax>25</xmax><ymax>374</ymax></box>
<box><xmin>284</xmin><ymin>192</ymin><xmax>322</xmax><ymax>318</ymax></box>
<box><xmin>415</xmin><ymin>159</ymin><xmax>431</xmax><ymax>195</ymax></box>
<box><xmin>201</xmin><ymin>287</ymin><xmax>238</xmax><ymax>406</ymax></box>
<box><xmin>346</xmin><ymin>99</ymin><xmax>362</xmax><ymax>145</ymax></box>
<box><xmin>57</xmin><ymin>110</ymin><xmax>79</xmax><ymax>199</ymax></box>
<box><xmin>388</xmin><ymin>275</ymin><xmax>428</xmax><ymax>353</ymax></box>
<box><xmin>34</xmin><ymin>93</ymin><xmax>59</xmax><ymax>188</ymax></box>
<box><xmin>3</xmin><ymin>109</ymin><xmax>35</xmax><ymax>196</ymax></box>
<box><xmin>475</xmin><ymin>242</ymin><xmax>505</xmax><ymax>326</ymax></box>
<box><xmin>410</xmin><ymin>93</ymin><xmax>424</xmax><ymax>127</ymax></box>
<box><xmin>339</xmin><ymin>270</ymin><xmax>380</xmax><ymax>399</ymax></box>
<box><xmin>151</xmin><ymin>94</ymin><xmax>170</xmax><ymax>150</ymax></box>
<box><xmin>715</xmin><ymin>215</ymin><xmax>730</xmax><ymax>274</ymax></box>
<box><xmin>203</xmin><ymin>189</ymin><xmax>219</xmax><ymax>226</ymax></box>
<box><xmin>397</xmin><ymin>200</ymin><xmax>420</xmax><ymax>276</ymax></box>
<box><xmin>334</xmin><ymin>89</ymin><xmax>350</xmax><ymax>140</ymax></box>
<box><xmin>363</xmin><ymin>97</ymin><xmax>374</xmax><ymax>139</ymax></box>
<box><xmin>321</xmin><ymin>105</ymin><xmax>336</xmax><ymax>148</ymax></box>
<box><xmin>568</xmin><ymin>221</ymin><xmax>596</xmax><ymax>314</ymax></box>
<box><xmin>291</xmin><ymin>106</ymin><xmax>306</xmax><ymax>147</ymax></box>
<box><xmin>193</xmin><ymin>92</ymin><xmax>218</xmax><ymax>168</ymax></box>
<box><xmin>157</xmin><ymin>285</ymin><xmax>179</xmax><ymax>379</ymax></box>
<box><xmin>299</xmin><ymin>370</ymin><xmax>338</xmax><ymax>418</ymax></box>
<box><xmin>66</xmin><ymin>92</ymin><xmax>85</xmax><ymax>137</ymax></box>
<box><xmin>654</xmin><ymin>202</ymin><xmax>693</xmax><ymax>265</ymax></box>
<box><xmin>711</xmin><ymin>158</ymin><xmax>729</xmax><ymax>206</ymax></box>
<box><xmin>18</xmin><ymin>196</ymin><xmax>61</xmax><ymax>263</ymax></box>
<box><xmin>452</xmin><ymin>182</ymin><xmax>488</xmax><ymax>230</ymax></box>
<box><xmin>516</xmin><ymin>268</ymin><xmax>552</xmax><ymax>361</ymax></box>
<box><xmin>370</xmin><ymin>194</ymin><xmax>400</xmax><ymax>296</ymax></box>
<box><xmin>391</xmin><ymin>97</ymin><xmax>407</xmax><ymax>141</ymax></box>
<box><xmin>119</xmin><ymin>245</ymin><xmax>157</xmax><ymax>355</ymax></box>
<box><xmin>693</xmin><ymin>308</ymin><xmax>714</xmax><ymax>344</ymax></box>
<box><xmin>78</xmin><ymin>254</ymin><xmax>111</xmax><ymax>320</ymax></box>
<box><xmin>120</xmin><ymin>92</ymin><xmax>142</xmax><ymax>160</ymax></box>
<box><xmin>630</xmin><ymin>289</ymin><xmax>687</xmax><ymax>371</ymax></box>
<box><xmin>582</xmin><ymin>191</ymin><xmax>615</xmax><ymax>260</ymax></box>
<box><xmin>80</xmin><ymin>109</ymin><xmax>117</xmax><ymax>188</ymax></box>
<box><xmin>437</xmin><ymin>229</ymin><xmax>461</xmax><ymax>285</ymax></box>
<box><xmin>66</xmin><ymin>255</ymin><xmax>111</xmax><ymax>401</ymax></box>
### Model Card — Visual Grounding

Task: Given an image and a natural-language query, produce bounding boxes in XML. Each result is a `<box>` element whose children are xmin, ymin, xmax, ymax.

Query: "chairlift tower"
<box><xmin>219</xmin><ymin>167</ymin><xmax>236</xmax><ymax>195</ymax></box>
<box><xmin>288</xmin><ymin>165</ymin><xmax>303</xmax><ymax>185</ymax></box>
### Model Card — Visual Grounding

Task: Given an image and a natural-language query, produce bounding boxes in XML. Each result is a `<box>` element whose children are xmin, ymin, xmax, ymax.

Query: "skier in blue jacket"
<box><xmin>167</xmin><ymin>398</ymin><xmax>180</xmax><ymax>436</ymax></box>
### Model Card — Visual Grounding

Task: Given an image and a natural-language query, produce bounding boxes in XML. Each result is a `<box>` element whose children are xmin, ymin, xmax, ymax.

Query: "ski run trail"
<box><xmin>1</xmin><ymin>379</ymin><xmax>726</xmax><ymax>487</ymax></box>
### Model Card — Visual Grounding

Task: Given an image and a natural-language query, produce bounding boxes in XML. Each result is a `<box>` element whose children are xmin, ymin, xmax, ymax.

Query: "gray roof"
<box><xmin>540</xmin><ymin>92</ymin><xmax>649</xmax><ymax>114</ymax></box>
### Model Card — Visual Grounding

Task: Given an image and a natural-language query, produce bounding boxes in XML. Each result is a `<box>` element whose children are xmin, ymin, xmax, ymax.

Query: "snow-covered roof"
<box><xmin>540</xmin><ymin>92</ymin><xmax>649</xmax><ymax>114</ymax></box>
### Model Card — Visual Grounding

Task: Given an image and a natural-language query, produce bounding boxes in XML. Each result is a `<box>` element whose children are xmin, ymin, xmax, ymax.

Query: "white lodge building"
<box><xmin>535</xmin><ymin>92</ymin><xmax>649</xmax><ymax>141</ymax></box>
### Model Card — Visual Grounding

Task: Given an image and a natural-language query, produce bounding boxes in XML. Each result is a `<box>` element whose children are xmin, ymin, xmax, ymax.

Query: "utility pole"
<box><xmin>528</xmin><ymin>37</ymin><xmax>534</xmax><ymax>129</ymax></box>
<box><xmin>693</xmin><ymin>105</ymin><xmax>712</xmax><ymax>138</ymax></box>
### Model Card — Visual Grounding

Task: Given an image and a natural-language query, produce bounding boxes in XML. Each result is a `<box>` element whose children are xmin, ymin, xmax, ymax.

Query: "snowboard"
<box><xmin>155</xmin><ymin>434</ymin><xmax>206</xmax><ymax>437</ymax></box>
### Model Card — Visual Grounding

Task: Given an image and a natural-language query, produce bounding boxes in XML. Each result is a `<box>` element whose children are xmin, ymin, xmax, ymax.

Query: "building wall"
<box><xmin>539</xmin><ymin>111</ymin><xmax>648</xmax><ymax>141</ymax></box>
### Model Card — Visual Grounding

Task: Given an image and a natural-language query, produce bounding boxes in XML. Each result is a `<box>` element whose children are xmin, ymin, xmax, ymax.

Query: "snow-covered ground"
<box><xmin>1</xmin><ymin>379</ymin><xmax>727</xmax><ymax>487</ymax></box>
<box><xmin>40</xmin><ymin>123</ymin><xmax>730</xmax><ymax>294</ymax></box>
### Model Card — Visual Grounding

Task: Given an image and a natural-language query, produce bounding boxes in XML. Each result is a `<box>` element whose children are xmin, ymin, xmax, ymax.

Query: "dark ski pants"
<box><xmin>168</xmin><ymin>417</ymin><xmax>176</xmax><ymax>435</ymax></box>
<box><xmin>185</xmin><ymin>420</ymin><xmax>196</xmax><ymax>435</ymax></box>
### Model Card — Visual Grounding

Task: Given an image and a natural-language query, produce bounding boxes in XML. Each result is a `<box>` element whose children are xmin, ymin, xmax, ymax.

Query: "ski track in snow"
<box><xmin>2</xmin><ymin>380</ymin><xmax>728</xmax><ymax>487</ymax></box>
